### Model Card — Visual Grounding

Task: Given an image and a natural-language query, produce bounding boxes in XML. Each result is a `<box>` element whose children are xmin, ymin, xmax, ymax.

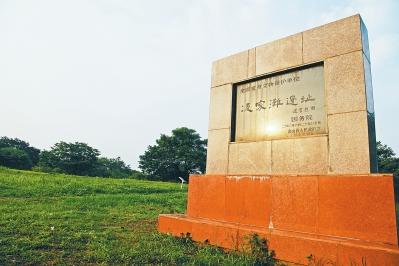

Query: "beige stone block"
<box><xmin>328</xmin><ymin>111</ymin><xmax>371</xmax><ymax>174</ymax></box>
<box><xmin>294</xmin><ymin>136</ymin><xmax>328</xmax><ymax>174</ymax></box>
<box><xmin>256</xmin><ymin>33</ymin><xmax>302</xmax><ymax>75</ymax></box>
<box><xmin>271</xmin><ymin>139</ymin><xmax>296</xmax><ymax>174</ymax></box>
<box><xmin>208</xmin><ymin>84</ymin><xmax>232</xmax><ymax>130</ymax></box>
<box><xmin>303</xmin><ymin>15</ymin><xmax>362</xmax><ymax>63</ymax></box>
<box><xmin>211</xmin><ymin>50</ymin><xmax>248</xmax><ymax>87</ymax></box>
<box><xmin>325</xmin><ymin>51</ymin><xmax>366</xmax><ymax>114</ymax></box>
<box><xmin>271</xmin><ymin>137</ymin><xmax>328</xmax><ymax>174</ymax></box>
<box><xmin>206</xmin><ymin>129</ymin><xmax>230</xmax><ymax>174</ymax></box>
<box><xmin>227</xmin><ymin>141</ymin><xmax>271</xmax><ymax>174</ymax></box>
<box><xmin>248</xmin><ymin>48</ymin><xmax>256</xmax><ymax>78</ymax></box>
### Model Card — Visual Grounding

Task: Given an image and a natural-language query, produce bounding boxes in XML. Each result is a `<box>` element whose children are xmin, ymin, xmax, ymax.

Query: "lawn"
<box><xmin>0</xmin><ymin>167</ymin><xmax>268</xmax><ymax>265</ymax></box>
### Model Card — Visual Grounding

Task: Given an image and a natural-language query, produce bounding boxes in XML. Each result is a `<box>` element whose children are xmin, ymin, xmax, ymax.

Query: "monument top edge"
<box><xmin>212</xmin><ymin>13</ymin><xmax>363</xmax><ymax>64</ymax></box>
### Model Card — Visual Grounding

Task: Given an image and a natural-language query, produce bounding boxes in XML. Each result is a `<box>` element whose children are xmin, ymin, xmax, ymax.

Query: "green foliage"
<box><xmin>0</xmin><ymin>136</ymin><xmax>40</xmax><ymax>167</ymax></box>
<box><xmin>0</xmin><ymin>168</ymin><xmax>278</xmax><ymax>265</ymax></box>
<box><xmin>39</xmin><ymin>141</ymin><xmax>100</xmax><ymax>176</ymax></box>
<box><xmin>377</xmin><ymin>141</ymin><xmax>399</xmax><ymax>176</ymax></box>
<box><xmin>0</xmin><ymin>147</ymin><xmax>33</xmax><ymax>170</ymax></box>
<box><xmin>130</xmin><ymin>169</ymin><xmax>147</xmax><ymax>180</ymax></box>
<box><xmin>139</xmin><ymin>127</ymin><xmax>207</xmax><ymax>181</ymax></box>
<box><xmin>38</xmin><ymin>142</ymin><xmax>136</xmax><ymax>178</ymax></box>
<box><xmin>93</xmin><ymin>157</ymin><xmax>133</xmax><ymax>178</ymax></box>
<box><xmin>248</xmin><ymin>234</ymin><xmax>277</xmax><ymax>266</ymax></box>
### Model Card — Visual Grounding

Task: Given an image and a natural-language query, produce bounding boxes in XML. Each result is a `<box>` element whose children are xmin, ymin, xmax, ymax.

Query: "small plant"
<box><xmin>248</xmin><ymin>234</ymin><xmax>277</xmax><ymax>266</ymax></box>
<box><xmin>307</xmin><ymin>253</ymin><xmax>367</xmax><ymax>266</ymax></box>
<box><xmin>179</xmin><ymin>232</ymin><xmax>195</xmax><ymax>245</ymax></box>
<box><xmin>306</xmin><ymin>254</ymin><xmax>336</xmax><ymax>265</ymax></box>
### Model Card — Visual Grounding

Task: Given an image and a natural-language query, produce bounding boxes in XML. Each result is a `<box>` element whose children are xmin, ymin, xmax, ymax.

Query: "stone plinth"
<box><xmin>159</xmin><ymin>174</ymin><xmax>399</xmax><ymax>265</ymax></box>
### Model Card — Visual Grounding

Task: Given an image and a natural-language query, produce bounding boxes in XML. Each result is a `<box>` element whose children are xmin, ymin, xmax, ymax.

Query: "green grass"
<box><xmin>0</xmin><ymin>167</ymin><xmax>268</xmax><ymax>265</ymax></box>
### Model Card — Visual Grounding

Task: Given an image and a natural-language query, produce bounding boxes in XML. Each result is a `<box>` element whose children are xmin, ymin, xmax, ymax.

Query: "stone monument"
<box><xmin>159</xmin><ymin>15</ymin><xmax>399</xmax><ymax>265</ymax></box>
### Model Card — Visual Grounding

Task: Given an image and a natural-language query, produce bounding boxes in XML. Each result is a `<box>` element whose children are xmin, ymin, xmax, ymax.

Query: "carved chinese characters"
<box><xmin>234</xmin><ymin>64</ymin><xmax>327</xmax><ymax>141</ymax></box>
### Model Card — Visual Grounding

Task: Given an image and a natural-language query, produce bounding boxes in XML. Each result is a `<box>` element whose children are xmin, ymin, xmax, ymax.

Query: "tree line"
<box><xmin>1</xmin><ymin>128</ymin><xmax>398</xmax><ymax>181</ymax></box>
<box><xmin>0</xmin><ymin>127</ymin><xmax>207</xmax><ymax>181</ymax></box>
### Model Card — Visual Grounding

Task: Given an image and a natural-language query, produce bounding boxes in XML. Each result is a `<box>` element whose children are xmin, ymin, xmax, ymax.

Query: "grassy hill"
<box><xmin>0</xmin><ymin>167</ymin><xmax>265</xmax><ymax>265</ymax></box>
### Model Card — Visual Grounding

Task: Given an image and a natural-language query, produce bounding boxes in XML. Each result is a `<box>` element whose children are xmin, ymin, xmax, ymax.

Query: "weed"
<box><xmin>307</xmin><ymin>254</ymin><xmax>367</xmax><ymax>266</ymax></box>
<box><xmin>307</xmin><ymin>254</ymin><xmax>336</xmax><ymax>265</ymax></box>
<box><xmin>248</xmin><ymin>234</ymin><xmax>278</xmax><ymax>266</ymax></box>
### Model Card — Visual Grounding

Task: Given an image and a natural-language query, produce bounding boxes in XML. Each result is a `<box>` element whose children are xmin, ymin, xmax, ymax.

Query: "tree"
<box><xmin>39</xmin><ymin>142</ymin><xmax>100</xmax><ymax>176</ymax></box>
<box><xmin>93</xmin><ymin>157</ymin><xmax>133</xmax><ymax>178</ymax></box>
<box><xmin>0</xmin><ymin>137</ymin><xmax>40</xmax><ymax>166</ymax></box>
<box><xmin>377</xmin><ymin>141</ymin><xmax>399</xmax><ymax>176</ymax></box>
<box><xmin>0</xmin><ymin>147</ymin><xmax>33</xmax><ymax>170</ymax></box>
<box><xmin>139</xmin><ymin>127</ymin><xmax>207</xmax><ymax>181</ymax></box>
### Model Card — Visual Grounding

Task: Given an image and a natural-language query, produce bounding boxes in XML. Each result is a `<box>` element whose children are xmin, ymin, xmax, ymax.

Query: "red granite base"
<box><xmin>158</xmin><ymin>174</ymin><xmax>399</xmax><ymax>265</ymax></box>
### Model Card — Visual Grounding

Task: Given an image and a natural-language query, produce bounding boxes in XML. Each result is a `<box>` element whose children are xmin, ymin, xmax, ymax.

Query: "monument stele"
<box><xmin>159</xmin><ymin>15</ymin><xmax>399</xmax><ymax>265</ymax></box>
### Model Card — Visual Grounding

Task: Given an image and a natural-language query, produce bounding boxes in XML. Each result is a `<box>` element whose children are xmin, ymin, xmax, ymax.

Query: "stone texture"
<box><xmin>158</xmin><ymin>214</ymin><xmax>192</xmax><ymax>236</ymax></box>
<box><xmin>303</xmin><ymin>15</ymin><xmax>362</xmax><ymax>63</ymax></box>
<box><xmin>227</xmin><ymin>141</ymin><xmax>271</xmax><ymax>174</ymax></box>
<box><xmin>208</xmin><ymin>84</ymin><xmax>232</xmax><ymax>130</ymax></box>
<box><xmin>211</xmin><ymin>50</ymin><xmax>248</xmax><ymax>87</ymax></box>
<box><xmin>325</xmin><ymin>51</ymin><xmax>366</xmax><ymax>114</ymax></box>
<box><xmin>271</xmin><ymin>176</ymin><xmax>318</xmax><ymax>233</ymax></box>
<box><xmin>248</xmin><ymin>48</ymin><xmax>256</xmax><ymax>78</ymax></box>
<box><xmin>269</xmin><ymin>232</ymin><xmax>339</xmax><ymax>265</ymax></box>
<box><xmin>159</xmin><ymin>173</ymin><xmax>399</xmax><ymax>265</ymax></box>
<box><xmin>271</xmin><ymin>139</ymin><xmax>295</xmax><ymax>174</ymax></box>
<box><xmin>294</xmin><ymin>136</ymin><xmax>328</xmax><ymax>174</ymax></box>
<box><xmin>206</xmin><ymin>129</ymin><xmax>230</xmax><ymax>174</ymax></box>
<box><xmin>318</xmin><ymin>175</ymin><xmax>398</xmax><ymax>245</ymax></box>
<box><xmin>337</xmin><ymin>242</ymin><xmax>399</xmax><ymax>266</ymax></box>
<box><xmin>187</xmin><ymin>175</ymin><xmax>226</xmax><ymax>221</ymax></box>
<box><xmin>271</xmin><ymin>136</ymin><xmax>328</xmax><ymax>174</ymax></box>
<box><xmin>225</xmin><ymin>176</ymin><xmax>272</xmax><ymax>227</ymax></box>
<box><xmin>255</xmin><ymin>33</ymin><xmax>302</xmax><ymax>75</ymax></box>
<box><xmin>328</xmin><ymin>111</ymin><xmax>370</xmax><ymax>174</ymax></box>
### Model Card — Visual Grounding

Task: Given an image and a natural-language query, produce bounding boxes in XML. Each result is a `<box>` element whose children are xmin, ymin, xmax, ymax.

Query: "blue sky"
<box><xmin>0</xmin><ymin>0</ymin><xmax>398</xmax><ymax>168</ymax></box>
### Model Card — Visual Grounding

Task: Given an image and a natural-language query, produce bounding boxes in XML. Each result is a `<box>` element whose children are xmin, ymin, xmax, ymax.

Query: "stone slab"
<box><xmin>318</xmin><ymin>175</ymin><xmax>398</xmax><ymax>245</ymax></box>
<box><xmin>185</xmin><ymin>174</ymin><xmax>397</xmax><ymax>245</ymax></box>
<box><xmin>325</xmin><ymin>51</ymin><xmax>367</xmax><ymax>114</ymax></box>
<box><xmin>208</xmin><ymin>84</ymin><xmax>232</xmax><ymax>130</ymax></box>
<box><xmin>187</xmin><ymin>175</ymin><xmax>226</xmax><ymax>221</ymax></box>
<box><xmin>303</xmin><ymin>15</ymin><xmax>362</xmax><ymax>63</ymax></box>
<box><xmin>256</xmin><ymin>33</ymin><xmax>302</xmax><ymax>75</ymax></box>
<box><xmin>227</xmin><ymin>141</ymin><xmax>271</xmax><ymax>174</ymax></box>
<box><xmin>328</xmin><ymin>111</ymin><xmax>371</xmax><ymax>174</ymax></box>
<box><xmin>211</xmin><ymin>50</ymin><xmax>248</xmax><ymax>87</ymax></box>
<box><xmin>271</xmin><ymin>176</ymin><xmax>318</xmax><ymax>233</ymax></box>
<box><xmin>206</xmin><ymin>129</ymin><xmax>230</xmax><ymax>174</ymax></box>
<box><xmin>225</xmin><ymin>176</ymin><xmax>272</xmax><ymax>227</ymax></box>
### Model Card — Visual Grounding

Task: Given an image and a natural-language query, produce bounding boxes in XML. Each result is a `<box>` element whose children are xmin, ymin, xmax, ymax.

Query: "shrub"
<box><xmin>0</xmin><ymin>147</ymin><xmax>33</xmax><ymax>170</ymax></box>
<box><xmin>248</xmin><ymin>234</ymin><xmax>277</xmax><ymax>266</ymax></box>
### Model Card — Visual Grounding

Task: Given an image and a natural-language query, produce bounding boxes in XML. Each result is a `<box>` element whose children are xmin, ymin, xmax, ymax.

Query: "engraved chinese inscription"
<box><xmin>235</xmin><ymin>65</ymin><xmax>326</xmax><ymax>142</ymax></box>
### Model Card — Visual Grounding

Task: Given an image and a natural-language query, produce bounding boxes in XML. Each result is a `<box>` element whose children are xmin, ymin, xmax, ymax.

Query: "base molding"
<box><xmin>158</xmin><ymin>174</ymin><xmax>399</xmax><ymax>265</ymax></box>
<box><xmin>159</xmin><ymin>214</ymin><xmax>399</xmax><ymax>265</ymax></box>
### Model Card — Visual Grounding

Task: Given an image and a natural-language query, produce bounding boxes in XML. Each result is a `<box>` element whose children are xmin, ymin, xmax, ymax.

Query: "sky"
<box><xmin>0</xmin><ymin>0</ymin><xmax>398</xmax><ymax>169</ymax></box>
